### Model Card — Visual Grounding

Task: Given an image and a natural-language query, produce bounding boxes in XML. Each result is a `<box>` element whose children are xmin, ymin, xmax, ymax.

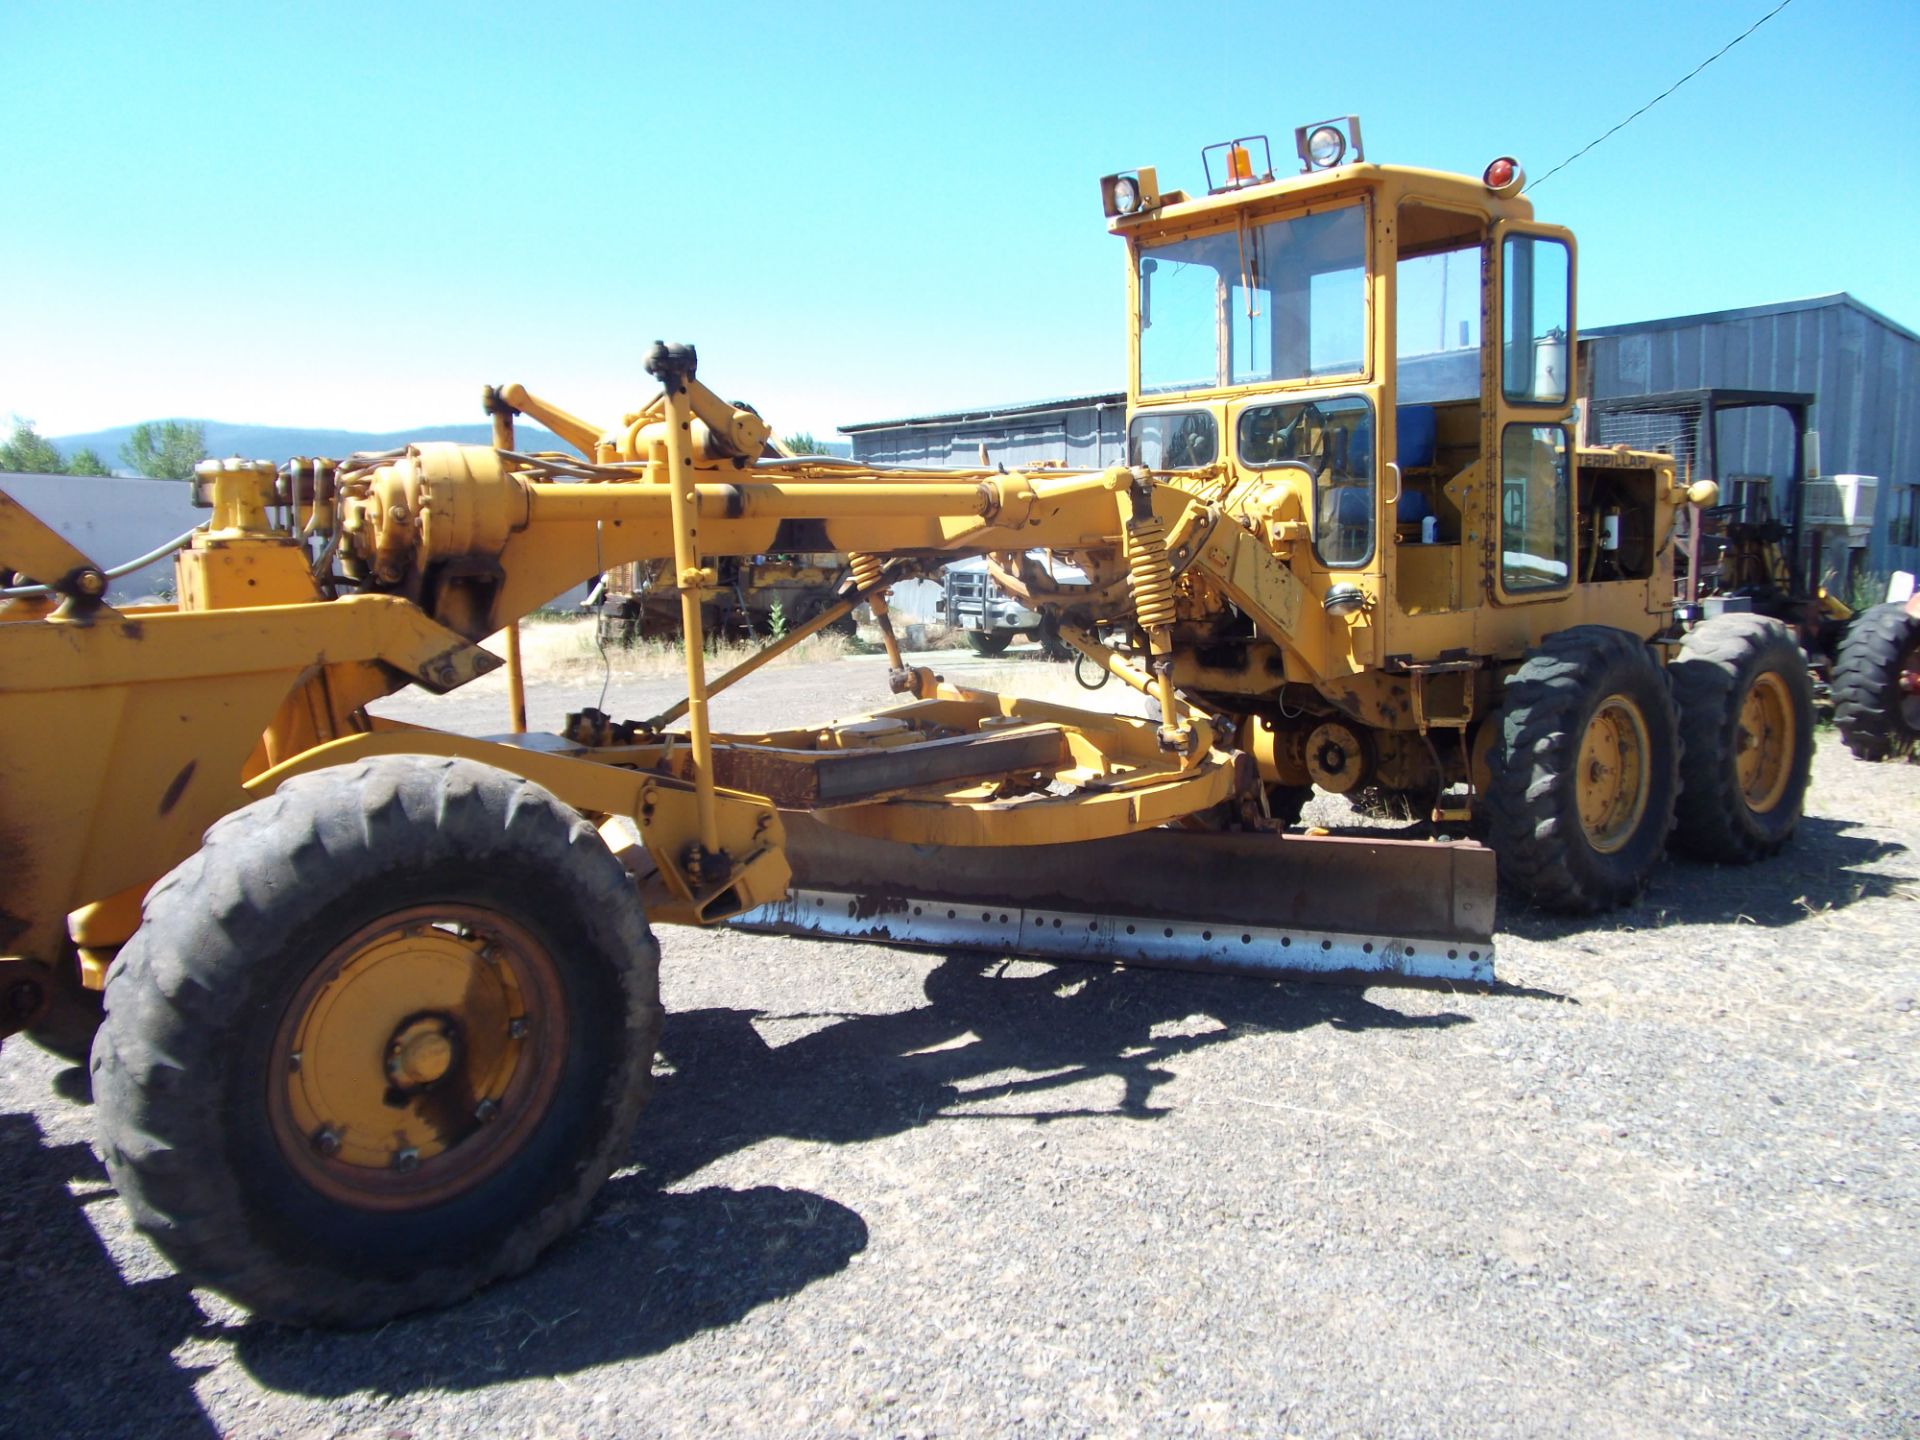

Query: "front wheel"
<box><xmin>965</xmin><ymin>630</ymin><xmax>1012</xmax><ymax>657</ymax></box>
<box><xmin>1487</xmin><ymin>627</ymin><xmax>1679</xmax><ymax>913</ymax></box>
<box><xmin>1670</xmin><ymin>614</ymin><xmax>1814</xmax><ymax>862</ymax></box>
<box><xmin>92</xmin><ymin>756</ymin><xmax>662</xmax><ymax>1327</ymax></box>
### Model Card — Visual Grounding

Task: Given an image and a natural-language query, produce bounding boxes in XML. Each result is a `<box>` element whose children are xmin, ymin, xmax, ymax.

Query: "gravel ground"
<box><xmin>3</xmin><ymin>646</ymin><xmax>1916</xmax><ymax>1439</ymax></box>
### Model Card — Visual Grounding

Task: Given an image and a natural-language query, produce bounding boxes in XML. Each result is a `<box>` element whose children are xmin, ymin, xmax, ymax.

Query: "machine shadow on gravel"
<box><xmin>23</xmin><ymin>954</ymin><xmax>1492</xmax><ymax>1408</ymax></box>
<box><xmin>237</xmin><ymin>956</ymin><xmax>1486</xmax><ymax>1395</ymax></box>
<box><xmin>633</xmin><ymin>951</ymin><xmax>1481</xmax><ymax>1192</ymax></box>
<box><xmin>1500</xmin><ymin>815</ymin><xmax>1907</xmax><ymax>940</ymax></box>
<box><xmin>2</xmin><ymin>1100</ymin><xmax>867</xmax><ymax>1405</ymax></box>
<box><xmin>0</xmin><ymin>1113</ymin><xmax>220</xmax><ymax>1440</ymax></box>
<box><xmin>230</xmin><ymin>1180</ymin><xmax>867</xmax><ymax>1397</ymax></box>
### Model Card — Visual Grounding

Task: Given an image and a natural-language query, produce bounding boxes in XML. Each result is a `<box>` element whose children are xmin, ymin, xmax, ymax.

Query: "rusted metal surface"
<box><xmin>731</xmin><ymin>814</ymin><xmax>1497</xmax><ymax>986</ymax></box>
<box><xmin>691</xmin><ymin>726</ymin><xmax>1074</xmax><ymax>810</ymax></box>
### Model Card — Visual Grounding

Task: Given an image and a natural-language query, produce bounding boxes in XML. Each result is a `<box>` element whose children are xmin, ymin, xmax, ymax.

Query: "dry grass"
<box><xmin>486</xmin><ymin>616</ymin><xmax>858</xmax><ymax>683</ymax></box>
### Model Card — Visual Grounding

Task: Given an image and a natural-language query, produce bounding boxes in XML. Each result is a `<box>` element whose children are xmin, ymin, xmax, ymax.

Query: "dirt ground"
<box><xmin>2</xmin><ymin>646</ymin><xmax>1915</xmax><ymax>1438</ymax></box>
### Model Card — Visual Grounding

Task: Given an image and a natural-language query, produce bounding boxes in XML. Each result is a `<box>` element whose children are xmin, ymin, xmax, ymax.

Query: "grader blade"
<box><xmin>731</xmin><ymin>814</ymin><xmax>1496</xmax><ymax>986</ymax></box>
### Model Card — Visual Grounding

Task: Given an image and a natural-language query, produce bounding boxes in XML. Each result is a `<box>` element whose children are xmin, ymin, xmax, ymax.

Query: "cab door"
<box><xmin>1485</xmin><ymin>222</ymin><xmax>1578</xmax><ymax>604</ymax></box>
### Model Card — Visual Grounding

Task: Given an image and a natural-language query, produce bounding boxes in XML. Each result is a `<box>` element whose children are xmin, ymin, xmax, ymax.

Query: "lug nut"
<box><xmin>392</xmin><ymin>1147</ymin><xmax>421</xmax><ymax>1174</ymax></box>
<box><xmin>474</xmin><ymin>1099</ymin><xmax>499</xmax><ymax>1123</ymax></box>
<box><xmin>508</xmin><ymin>1017</ymin><xmax>529</xmax><ymax>1040</ymax></box>
<box><xmin>311</xmin><ymin>1127</ymin><xmax>341</xmax><ymax>1157</ymax></box>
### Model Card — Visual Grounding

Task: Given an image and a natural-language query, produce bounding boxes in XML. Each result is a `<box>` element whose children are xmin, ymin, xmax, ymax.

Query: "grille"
<box><xmin>1590</xmin><ymin>396</ymin><xmax>1705</xmax><ymax>475</ymax></box>
<box><xmin>944</xmin><ymin>569</ymin><xmax>989</xmax><ymax>612</ymax></box>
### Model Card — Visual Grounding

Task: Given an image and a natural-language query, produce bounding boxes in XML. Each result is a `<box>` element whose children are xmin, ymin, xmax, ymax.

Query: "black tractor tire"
<box><xmin>91</xmin><ymin>756</ymin><xmax>662</xmax><ymax>1328</ymax></box>
<box><xmin>26</xmin><ymin>945</ymin><xmax>104</xmax><ymax>1065</ymax></box>
<box><xmin>1487</xmin><ymin>627</ymin><xmax>1680</xmax><ymax>913</ymax></box>
<box><xmin>1832</xmin><ymin>602</ymin><xmax>1920</xmax><ymax>761</ymax></box>
<box><xmin>595</xmin><ymin>603</ymin><xmax>639</xmax><ymax>649</ymax></box>
<box><xmin>965</xmin><ymin>630</ymin><xmax>1012</xmax><ymax>657</ymax></box>
<box><xmin>1670</xmin><ymin>614</ymin><xmax>1815</xmax><ymax>862</ymax></box>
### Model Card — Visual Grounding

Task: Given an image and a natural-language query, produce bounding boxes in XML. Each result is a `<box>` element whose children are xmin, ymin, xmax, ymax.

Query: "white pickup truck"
<box><xmin>939</xmin><ymin>554</ymin><xmax>1085</xmax><ymax>658</ymax></box>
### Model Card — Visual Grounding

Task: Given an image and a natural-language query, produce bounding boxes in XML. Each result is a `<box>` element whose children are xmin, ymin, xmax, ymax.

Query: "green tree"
<box><xmin>782</xmin><ymin>431</ymin><xmax>830</xmax><ymax>456</ymax></box>
<box><xmin>65</xmin><ymin>447</ymin><xmax>112</xmax><ymax>476</ymax></box>
<box><xmin>0</xmin><ymin>417</ymin><xmax>67</xmax><ymax>475</ymax></box>
<box><xmin>121</xmin><ymin>420</ymin><xmax>207</xmax><ymax>480</ymax></box>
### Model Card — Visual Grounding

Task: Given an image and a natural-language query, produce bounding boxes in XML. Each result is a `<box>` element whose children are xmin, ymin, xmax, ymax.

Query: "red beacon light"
<box><xmin>1483</xmin><ymin>156</ymin><xmax>1525</xmax><ymax>197</ymax></box>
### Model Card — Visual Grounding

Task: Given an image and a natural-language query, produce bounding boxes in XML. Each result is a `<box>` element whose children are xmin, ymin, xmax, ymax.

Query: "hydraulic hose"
<box><xmin>1</xmin><ymin>527</ymin><xmax>199</xmax><ymax>598</ymax></box>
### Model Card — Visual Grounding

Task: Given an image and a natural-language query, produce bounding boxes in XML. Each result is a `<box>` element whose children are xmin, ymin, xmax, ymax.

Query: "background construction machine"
<box><xmin>594</xmin><ymin>552</ymin><xmax>854</xmax><ymax>644</ymax></box>
<box><xmin>1</xmin><ymin>119</ymin><xmax>1814</xmax><ymax>1326</ymax></box>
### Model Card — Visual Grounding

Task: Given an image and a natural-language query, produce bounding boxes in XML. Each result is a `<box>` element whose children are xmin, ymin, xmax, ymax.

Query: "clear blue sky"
<box><xmin>2</xmin><ymin>0</ymin><xmax>1914</xmax><ymax>440</ymax></box>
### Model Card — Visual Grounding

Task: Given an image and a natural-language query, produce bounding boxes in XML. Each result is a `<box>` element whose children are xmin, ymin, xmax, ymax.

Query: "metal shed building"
<box><xmin>841</xmin><ymin>392</ymin><xmax>1127</xmax><ymax>471</ymax></box>
<box><xmin>839</xmin><ymin>292</ymin><xmax>1918</xmax><ymax>587</ymax></box>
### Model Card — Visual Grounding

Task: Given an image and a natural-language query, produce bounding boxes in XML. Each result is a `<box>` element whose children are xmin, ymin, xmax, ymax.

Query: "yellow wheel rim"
<box><xmin>269</xmin><ymin>904</ymin><xmax>565</xmax><ymax>1211</ymax></box>
<box><xmin>1735</xmin><ymin>671</ymin><xmax>1796</xmax><ymax>814</ymax></box>
<box><xmin>1576</xmin><ymin>695</ymin><xmax>1651</xmax><ymax>854</ymax></box>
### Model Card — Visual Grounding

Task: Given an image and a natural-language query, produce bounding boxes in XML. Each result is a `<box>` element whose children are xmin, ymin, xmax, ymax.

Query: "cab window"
<box><xmin>1239</xmin><ymin>396</ymin><xmax>1376</xmax><ymax>567</ymax></box>
<box><xmin>1137</xmin><ymin>203</ymin><xmax>1367</xmax><ymax>394</ymax></box>
<box><xmin>1127</xmin><ymin>410</ymin><xmax>1218</xmax><ymax>469</ymax></box>
<box><xmin>1502</xmin><ymin>234</ymin><xmax>1572</xmax><ymax>406</ymax></box>
<box><xmin>1500</xmin><ymin>423</ymin><xmax>1572</xmax><ymax>591</ymax></box>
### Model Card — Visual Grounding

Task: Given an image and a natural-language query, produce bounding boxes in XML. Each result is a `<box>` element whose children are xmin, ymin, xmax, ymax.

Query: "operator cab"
<box><xmin>1101</xmin><ymin>124</ymin><xmax>1655</xmax><ymax>643</ymax></box>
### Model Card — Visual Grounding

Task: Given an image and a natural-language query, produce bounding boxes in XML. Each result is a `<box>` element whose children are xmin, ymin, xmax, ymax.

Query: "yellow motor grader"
<box><xmin>0</xmin><ymin>118</ymin><xmax>1812</xmax><ymax>1326</ymax></box>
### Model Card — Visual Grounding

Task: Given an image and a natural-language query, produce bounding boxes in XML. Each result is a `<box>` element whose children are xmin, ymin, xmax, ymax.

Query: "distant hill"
<box><xmin>48</xmin><ymin>420</ymin><xmax>852</xmax><ymax>470</ymax></box>
<box><xmin>49</xmin><ymin>421</ymin><xmax>575</xmax><ymax>473</ymax></box>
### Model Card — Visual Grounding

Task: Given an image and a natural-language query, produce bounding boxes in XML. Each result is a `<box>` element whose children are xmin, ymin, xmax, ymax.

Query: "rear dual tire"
<box><xmin>1489</xmin><ymin>619</ymin><xmax>1813</xmax><ymax>912</ymax></box>
<box><xmin>1669</xmin><ymin>613</ymin><xmax>1814</xmax><ymax>862</ymax></box>
<box><xmin>1489</xmin><ymin>627</ymin><xmax>1679</xmax><ymax>913</ymax></box>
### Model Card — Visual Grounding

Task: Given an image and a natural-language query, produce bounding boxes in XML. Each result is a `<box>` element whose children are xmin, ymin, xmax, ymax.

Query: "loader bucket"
<box><xmin>731</xmin><ymin>814</ymin><xmax>1497</xmax><ymax>987</ymax></box>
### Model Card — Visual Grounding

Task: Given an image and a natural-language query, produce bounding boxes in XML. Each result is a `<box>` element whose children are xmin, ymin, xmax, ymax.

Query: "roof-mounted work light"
<box><xmin>1100</xmin><ymin>167</ymin><xmax>1161</xmax><ymax>218</ymax></box>
<box><xmin>1294</xmin><ymin>116</ymin><xmax>1364</xmax><ymax>173</ymax></box>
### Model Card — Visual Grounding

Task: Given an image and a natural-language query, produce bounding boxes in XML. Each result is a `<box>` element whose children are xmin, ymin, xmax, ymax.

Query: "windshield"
<box><xmin>1137</xmin><ymin>203</ymin><xmax>1367</xmax><ymax>395</ymax></box>
<box><xmin>1127</xmin><ymin>410</ymin><xmax>1218</xmax><ymax>469</ymax></box>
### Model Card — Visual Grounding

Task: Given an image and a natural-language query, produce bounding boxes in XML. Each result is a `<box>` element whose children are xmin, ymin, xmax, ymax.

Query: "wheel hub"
<box><xmin>269</xmin><ymin>905</ymin><xmax>566</xmax><ymax>1211</ymax></box>
<box><xmin>1304</xmin><ymin>720</ymin><xmax>1367</xmax><ymax>794</ymax></box>
<box><xmin>386</xmin><ymin>1015</ymin><xmax>459</xmax><ymax>1090</ymax></box>
<box><xmin>1576</xmin><ymin>695</ymin><xmax>1651</xmax><ymax>854</ymax></box>
<box><xmin>1735</xmin><ymin>671</ymin><xmax>1795</xmax><ymax>813</ymax></box>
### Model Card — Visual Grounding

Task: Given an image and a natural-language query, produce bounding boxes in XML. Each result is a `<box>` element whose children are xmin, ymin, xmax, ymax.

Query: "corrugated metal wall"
<box><xmin>1585</xmin><ymin>297</ymin><xmax>1919</xmax><ymax>580</ymax></box>
<box><xmin>846</xmin><ymin>397</ymin><xmax>1127</xmax><ymax>471</ymax></box>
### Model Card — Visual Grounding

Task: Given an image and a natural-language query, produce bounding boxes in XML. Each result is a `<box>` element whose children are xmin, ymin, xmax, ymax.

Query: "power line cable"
<box><xmin>1526</xmin><ymin>0</ymin><xmax>1797</xmax><ymax>191</ymax></box>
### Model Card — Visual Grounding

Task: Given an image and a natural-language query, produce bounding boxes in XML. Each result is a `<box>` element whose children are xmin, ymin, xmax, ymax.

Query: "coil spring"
<box><xmin>1126</xmin><ymin>516</ymin><xmax>1177</xmax><ymax>630</ymax></box>
<box><xmin>847</xmin><ymin>552</ymin><xmax>886</xmax><ymax>592</ymax></box>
